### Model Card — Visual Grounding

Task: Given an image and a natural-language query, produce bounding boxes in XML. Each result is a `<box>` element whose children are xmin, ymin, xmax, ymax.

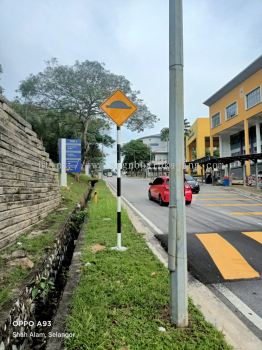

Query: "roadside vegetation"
<box><xmin>12</xmin><ymin>58</ymin><xmax>157</xmax><ymax>169</ymax></box>
<box><xmin>0</xmin><ymin>174</ymin><xmax>90</xmax><ymax>307</ymax></box>
<box><xmin>66</xmin><ymin>181</ymin><xmax>231</xmax><ymax>350</ymax></box>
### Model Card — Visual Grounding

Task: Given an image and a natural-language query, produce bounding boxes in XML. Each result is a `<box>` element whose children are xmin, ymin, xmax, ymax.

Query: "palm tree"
<box><xmin>160</xmin><ymin>119</ymin><xmax>191</xmax><ymax>141</ymax></box>
<box><xmin>161</xmin><ymin>119</ymin><xmax>191</xmax><ymax>161</ymax></box>
<box><xmin>184</xmin><ymin>118</ymin><xmax>191</xmax><ymax>137</ymax></box>
<box><xmin>160</xmin><ymin>127</ymin><xmax>169</xmax><ymax>142</ymax></box>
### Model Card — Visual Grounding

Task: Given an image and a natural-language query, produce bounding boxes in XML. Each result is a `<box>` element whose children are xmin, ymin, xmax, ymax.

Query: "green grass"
<box><xmin>0</xmin><ymin>174</ymin><xmax>90</xmax><ymax>307</ymax></box>
<box><xmin>66</xmin><ymin>181</ymin><xmax>231</xmax><ymax>350</ymax></box>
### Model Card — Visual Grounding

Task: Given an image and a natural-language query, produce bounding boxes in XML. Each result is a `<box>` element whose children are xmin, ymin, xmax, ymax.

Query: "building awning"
<box><xmin>186</xmin><ymin>153</ymin><xmax>262</xmax><ymax>166</ymax></box>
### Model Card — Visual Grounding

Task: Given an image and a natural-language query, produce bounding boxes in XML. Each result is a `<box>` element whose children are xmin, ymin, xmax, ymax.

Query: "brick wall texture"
<box><xmin>0</xmin><ymin>95</ymin><xmax>61</xmax><ymax>249</ymax></box>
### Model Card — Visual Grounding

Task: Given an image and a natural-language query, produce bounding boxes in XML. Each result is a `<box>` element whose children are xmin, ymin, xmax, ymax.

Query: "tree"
<box><xmin>0</xmin><ymin>64</ymin><xmax>3</xmax><ymax>94</ymax></box>
<box><xmin>160</xmin><ymin>118</ymin><xmax>191</xmax><ymax>141</ymax></box>
<box><xmin>184</xmin><ymin>118</ymin><xmax>191</xmax><ymax>137</ymax></box>
<box><xmin>11</xmin><ymin>101</ymin><xmax>114</xmax><ymax>163</ymax></box>
<box><xmin>122</xmin><ymin>139</ymin><xmax>151</xmax><ymax>165</ymax></box>
<box><xmin>18</xmin><ymin>59</ymin><xmax>158</xmax><ymax>166</ymax></box>
<box><xmin>160</xmin><ymin>127</ymin><xmax>169</xmax><ymax>142</ymax></box>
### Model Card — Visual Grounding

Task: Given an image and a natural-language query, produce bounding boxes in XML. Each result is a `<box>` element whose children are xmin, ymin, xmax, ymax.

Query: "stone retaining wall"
<box><xmin>0</xmin><ymin>95</ymin><xmax>60</xmax><ymax>249</ymax></box>
<box><xmin>0</xmin><ymin>185</ymin><xmax>92</xmax><ymax>350</ymax></box>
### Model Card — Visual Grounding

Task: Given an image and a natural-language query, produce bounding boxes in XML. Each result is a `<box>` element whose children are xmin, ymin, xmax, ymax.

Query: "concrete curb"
<box><xmin>46</xmin><ymin>221</ymin><xmax>87</xmax><ymax>350</ymax></box>
<box><xmin>106</xmin><ymin>181</ymin><xmax>262</xmax><ymax>350</ymax></box>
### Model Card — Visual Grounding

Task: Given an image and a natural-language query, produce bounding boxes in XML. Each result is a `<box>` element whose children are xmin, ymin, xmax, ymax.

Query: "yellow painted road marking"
<box><xmin>242</xmin><ymin>232</ymin><xmax>262</xmax><ymax>244</ymax></box>
<box><xmin>198</xmin><ymin>198</ymin><xmax>250</xmax><ymax>201</ymax></box>
<box><xmin>196</xmin><ymin>233</ymin><xmax>259</xmax><ymax>280</ymax></box>
<box><xmin>198</xmin><ymin>193</ymin><xmax>235</xmax><ymax>196</ymax></box>
<box><xmin>204</xmin><ymin>204</ymin><xmax>261</xmax><ymax>207</ymax></box>
<box><xmin>231</xmin><ymin>212</ymin><xmax>262</xmax><ymax>216</ymax></box>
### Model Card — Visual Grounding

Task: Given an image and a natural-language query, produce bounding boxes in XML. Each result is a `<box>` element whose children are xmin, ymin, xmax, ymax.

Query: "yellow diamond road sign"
<box><xmin>100</xmin><ymin>90</ymin><xmax>137</xmax><ymax>126</ymax></box>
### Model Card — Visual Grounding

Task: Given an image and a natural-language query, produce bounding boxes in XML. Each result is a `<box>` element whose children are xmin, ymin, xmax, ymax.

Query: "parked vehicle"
<box><xmin>185</xmin><ymin>174</ymin><xmax>200</xmax><ymax>193</ymax></box>
<box><xmin>103</xmin><ymin>169</ymin><xmax>113</xmax><ymax>177</ymax></box>
<box><xmin>148</xmin><ymin>176</ymin><xmax>192</xmax><ymax>206</ymax></box>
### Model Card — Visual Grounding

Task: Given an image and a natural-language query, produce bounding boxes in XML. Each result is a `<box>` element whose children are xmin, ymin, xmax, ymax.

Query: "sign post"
<box><xmin>169</xmin><ymin>0</ymin><xmax>188</xmax><ymax>327</ymax></box>
<box><xmin>100</xmin><ymin>90</ymin><xmax>137</xmax><ymax>251</ymax></box>
<box><xmin>115</xmin><ymin>125</ymin><xmax>124</xmax><ymax>251</ymax></box>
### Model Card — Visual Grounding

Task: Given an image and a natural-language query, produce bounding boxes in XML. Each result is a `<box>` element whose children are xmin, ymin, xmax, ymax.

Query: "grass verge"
<box><xmin>0</xmin><ymin>174</ymin><xmax>90</xmax><ymax>307</ymax></box>
<box><xmin>66</xmin><ymin>180</ymin><xmax>231</xmax><ymax>350</ymax></box>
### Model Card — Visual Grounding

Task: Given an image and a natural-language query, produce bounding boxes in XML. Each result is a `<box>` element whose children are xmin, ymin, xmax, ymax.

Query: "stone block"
<box><xmin>0</xmin><ymin>99</ymin><xmax>60</xmax><ymax>248</ymax></box>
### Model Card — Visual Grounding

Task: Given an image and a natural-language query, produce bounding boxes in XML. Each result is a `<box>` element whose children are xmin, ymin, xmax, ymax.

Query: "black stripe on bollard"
<box><xmin>117</xmin><ymin>177</ymin><xmax>121</xmax><ymax>196</ymax></box>
<box><xmin>117</xmin><ymin>144</ymin><xmax>121</xmax><ymax>163</ymax></box>
<box><xmin>117</xmin><ymin>211</ymin><xmax>121</xmax><ymax>233</ymax></box>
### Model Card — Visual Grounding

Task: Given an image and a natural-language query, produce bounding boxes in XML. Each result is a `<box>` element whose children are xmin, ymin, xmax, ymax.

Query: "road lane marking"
<box><xmin>204</xmin><ymin>204</ymin><xmax>261</xmax><ymax>207</ymax></box>
<box><xmin>212</xmin><ymin>284</ymin><xmax>262</xmax><ymax>332</ymax></box>
<box><xmin>242</xmin><ymin>232</ymin><xmax>262</xmax><ymax>244</ymax></box>
<box><xmin>196</xmin><ymin>233</ymin><xmax>259</xmax><ymax>280</ymax></box>
<box><xmin>198</xmin><ymin>193</ymin><xmax>235</xmax><ymax>196</ymax></box>
<box><xmin>231</xmin><ymin>212</ymin><xmax>262</xmax><ymax>216</ymax></box>
<box><xmin>198</xmin><ymin>198</ymin><xmax>250</xmax><ymax>201</ymax></box>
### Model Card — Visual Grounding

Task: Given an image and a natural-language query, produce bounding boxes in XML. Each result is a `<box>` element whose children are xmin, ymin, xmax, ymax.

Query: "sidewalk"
<box><xmin>225</xmin><ymin>185</ymin><xmax>262</xmax><ymax>201</ymax></box>
<box><xmin>198</xmin><ymin>181</ymin><xmax>262</xmax><ymax>201</ymax></box>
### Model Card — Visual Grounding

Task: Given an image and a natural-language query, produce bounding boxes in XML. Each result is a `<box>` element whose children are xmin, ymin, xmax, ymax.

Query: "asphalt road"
<box><xmin>107</xmin><ymin>176</ymin><xmax>262</xmax><ymax>337</ymax></box>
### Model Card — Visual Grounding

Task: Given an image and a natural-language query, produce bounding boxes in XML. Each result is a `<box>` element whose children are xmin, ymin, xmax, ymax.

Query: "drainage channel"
<box><xmin>0</xmin><ymin>183</ymin><xmax>95</xmax><ymax>350</ymax></box>
<box><xmin>30</xmin><ymin>208</ymin><xmax>87</xmax><ymax>350</ymax></box>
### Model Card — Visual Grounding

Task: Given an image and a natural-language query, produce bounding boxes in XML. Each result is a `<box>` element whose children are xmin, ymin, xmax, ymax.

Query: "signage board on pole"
<box><xmin>66</xmin><ymin>139</ymin><xmax>82</xmax><ymax>173</ymax></box>
<box><xmin>100</xmin><ymin>90</ymin><xmax>137</xmax><ymax>126</ymax></box>
<box><xmin>100</xmin><ymin>90</ymin><xmax>137</xmax><ymax>251</ymax></box>
<box><xmin>59</xmin><ymin>138</ymin><xmax>82</xmax><ymax>187</ymax></box>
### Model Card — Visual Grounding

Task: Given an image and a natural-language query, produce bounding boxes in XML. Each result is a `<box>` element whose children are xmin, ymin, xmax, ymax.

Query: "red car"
<box><xmin>148</xmin><ymin>176</ymin><xmax>192</xmax><ymax>206</ymax></box>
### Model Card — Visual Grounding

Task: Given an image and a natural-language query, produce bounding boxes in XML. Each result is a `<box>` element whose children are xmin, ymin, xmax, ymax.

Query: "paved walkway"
<box><xmin>226</xmin><ymin>185</ymin><xmax>262</xmax><ymax>200</ymax></box>
<box><xmin>197</xmin><ymin>181</ymin><xmax>262</xmax><ymax>200</ymax></box>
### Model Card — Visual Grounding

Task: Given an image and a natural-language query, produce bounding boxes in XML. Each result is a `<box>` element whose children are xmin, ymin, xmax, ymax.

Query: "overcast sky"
<box><xmin>1</xmin><ymin>0</ymin><xmax>261</xmax><ymax>168</ymax></box>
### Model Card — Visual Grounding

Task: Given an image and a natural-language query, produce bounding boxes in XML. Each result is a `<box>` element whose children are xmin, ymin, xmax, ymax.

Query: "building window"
<box><xmin>211</xmin><ymin>113</ymin><xmax>220</xmax><ymax>128</ymax></box>
<box><xmin>225</xmin><ymin>102</ymin><xmax>237</xmax><ymax>120</ymax></box>
<box><xmin>150</xmin><ymin>143</ymin><xmax>159</xmax><ymax>146</ymax></box>
<box><xmin>246</xmin><ymin>87</ymin><xmax>261</xmax><ymax>109</ymax></box>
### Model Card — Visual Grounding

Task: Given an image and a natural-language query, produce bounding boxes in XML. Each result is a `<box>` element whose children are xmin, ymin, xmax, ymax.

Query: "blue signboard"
<box><xmin>66</xmin><ymin>139</ymin><xmax>82</xmax><ymax>173</ymax></box>
<box><xmin>58</xmin><ymin>139</ymin><xmax>82</xmax><ymax>173</ymax></box>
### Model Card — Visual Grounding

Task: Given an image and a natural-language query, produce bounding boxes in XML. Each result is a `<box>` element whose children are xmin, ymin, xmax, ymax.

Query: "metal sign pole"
<box><xmin>168</xmin><ymin>0</ymin><xmax>188</xmax><ymax>327</ymax></box>
<box><xmin>111</xmin><ymin>126</ymin><xmax>127</xmax><ymax>251</ymax></box>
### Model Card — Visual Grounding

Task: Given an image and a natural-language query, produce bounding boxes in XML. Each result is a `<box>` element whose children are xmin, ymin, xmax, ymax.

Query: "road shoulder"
<box><xmin>107</xmin><ymin>181</ymin><xmax>262</xmax><ymax>350</ymax></box>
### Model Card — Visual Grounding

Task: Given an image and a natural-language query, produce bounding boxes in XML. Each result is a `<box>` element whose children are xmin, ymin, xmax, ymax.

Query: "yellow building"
<box><xmin>186</xmin><ymin>118</ymin><xmax>219</xmax><ymax>175</ymax></box>
<box><xmin>204</xmin><ymin>56</ymin><xmax>262</xmax><ymax>176</ymax></box>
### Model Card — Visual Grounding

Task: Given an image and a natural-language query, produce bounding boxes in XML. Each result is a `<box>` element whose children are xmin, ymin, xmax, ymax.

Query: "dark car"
<box><xmin>185</xmin><ymin>174</ymin><xmax>200</xmax><ymax>193</ymax></box>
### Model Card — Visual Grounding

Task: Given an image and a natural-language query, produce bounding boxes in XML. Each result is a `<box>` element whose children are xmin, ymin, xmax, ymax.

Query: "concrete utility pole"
<box><xmin>168</xmin><ymin>0</ymin><xmax>188</xmax><ymax>327</ymax></box>
<box><xmin>60</xmin><ymin>138</ymin><xmax>67</xmax><ymax>187</ymax></box>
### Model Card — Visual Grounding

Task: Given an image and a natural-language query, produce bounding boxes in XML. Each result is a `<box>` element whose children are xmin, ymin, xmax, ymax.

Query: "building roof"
<box><xmin>138</xmin><ymin>133</ymin><xmax>161</xmax><ymax>140</ymax></box>
<box><xmin>204</xmin><ymin>55</ymin><xmax>262</xmax><ymax>107</ymax></box>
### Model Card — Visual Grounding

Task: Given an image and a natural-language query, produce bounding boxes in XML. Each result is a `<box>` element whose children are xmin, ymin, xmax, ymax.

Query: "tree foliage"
<box><xmin>160</xmin><ymin>127</ymin><xmax>169</xmax><ymax>142</ymax></box>
<box><xmin>11</xmin><ymin>101</ymin><xmax>114</xmax><ymax>163</ymax></box>
<box><xmin>0</xmin><ymin>64</ymin><xmax>3</xmax><ymax>94</ymax></box>
<box><xmin>121</xmin><ymin>139</ymin><xmax>151</xmax><ymax>165</ymax></box>
<box><xmin>184</xmin><ymin>118</ymin><xmax>191</xmax><ymax>136</ymax></box>
<box><xmin>160</xmin><ymin>119</ymin><xmax>191</xmax><ymax>141</ymax></box>
<box><xmin>18</xmin><ymin>59</ymin><xmax>158</xmax><ymax>165</ymax></box>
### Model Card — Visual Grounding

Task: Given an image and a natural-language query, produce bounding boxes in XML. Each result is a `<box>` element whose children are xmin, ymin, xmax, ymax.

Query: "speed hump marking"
<box><xmin>100</xmin><ymin>90</ymin><xmax>137</xmax><ymax>126</ymax></box>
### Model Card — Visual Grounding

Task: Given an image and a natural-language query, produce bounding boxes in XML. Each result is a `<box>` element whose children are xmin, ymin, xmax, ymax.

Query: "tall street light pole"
<box><xmin>168</xmin><ymin>0</ymin><xmax>188</xmax><ymax>327</ymax></box>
